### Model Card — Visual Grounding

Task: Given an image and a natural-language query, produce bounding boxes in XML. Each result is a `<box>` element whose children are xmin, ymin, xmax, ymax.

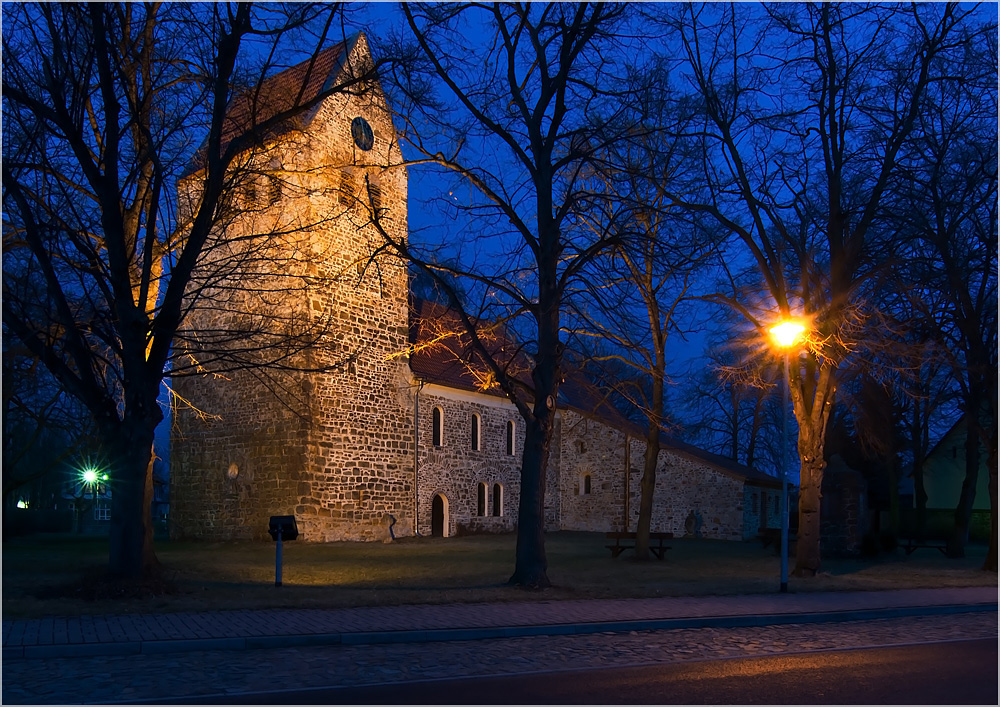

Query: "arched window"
<box><xmin>477</xmin><ymin>482</ymin><xmax>487</xmax><ymax>517</ymax></box>
<box><xmin>432</xmin><ymin>407</ymin><xmax>443</xmax><ymax>446</ymax></box>
<box><xmin>582</xmin><ymin>474</ymin><xmax>592</xmax><ymax>495</ymax></box>
<box><xmin>471</xmin><ymin>413</ymin><xmax>481</xmax><ymax>451</ymax></box>
<box><xmin>492</xmin><ymin>483</ymin><xmax>502</xmax><ymax>516</ymax></box>
<box><xmin>505</xmin><ymin>420</ymin><xmax>515</xmax><ymax>456</ymax></box>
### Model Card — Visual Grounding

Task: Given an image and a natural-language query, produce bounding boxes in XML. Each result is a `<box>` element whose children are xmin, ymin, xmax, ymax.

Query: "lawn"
<box><xmin>2</xmin><ymin>532</ymin><xmax>995</xmax><ymax>619</ymax></box>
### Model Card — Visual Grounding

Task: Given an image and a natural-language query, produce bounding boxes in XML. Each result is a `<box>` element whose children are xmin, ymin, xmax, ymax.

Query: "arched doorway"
<box><xmin>431</xmin><ymin>493</ymin><xmax>448</xmax><ymax>537</ymax></box>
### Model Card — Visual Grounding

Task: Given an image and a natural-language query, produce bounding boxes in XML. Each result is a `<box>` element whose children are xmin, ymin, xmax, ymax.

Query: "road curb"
<box><xmin>3</xmin><ymin>602</ymin><xmax>994</xmax><ymax>661</ymax></box>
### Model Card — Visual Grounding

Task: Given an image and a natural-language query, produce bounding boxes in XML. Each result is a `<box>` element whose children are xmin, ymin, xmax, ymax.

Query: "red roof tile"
<box><xmin>186</xmin><ymin>37</ymin><xmax>351</xmax><ymax>175</ymax></box>
<box><xmin>408</xmin><ymin>298</ymin><xmax>532</xmax><ymax>397</ymax></box>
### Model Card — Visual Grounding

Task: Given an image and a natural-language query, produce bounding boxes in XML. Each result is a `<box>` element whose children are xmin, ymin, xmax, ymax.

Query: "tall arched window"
<box><xmin>477</xmin><ymin>482</ymin><xmax>488</xmax><ymax>517</ymax></box>
<box><xmin>505</xmin><ymin>420</ymin><xmax>515</xmax><ymax>456</ymax></box>
<box><xmin>582</xmin><ymin>473</ymin><xmax>592</xmax><ymax>495</ymax></box>
<box><xmin>432</xmin><ymin>407</ymin><xmax>443</xmax><ymax>446</ymax></box>
<box><xmin>471</xmin><ymin>413</ymin><xmax>481</xmax><ymax>451</ymax></box>
<box><xmin>492</xmin><ymin>483</ymin><xmax>502</xmax><ymax>516</ymax></box>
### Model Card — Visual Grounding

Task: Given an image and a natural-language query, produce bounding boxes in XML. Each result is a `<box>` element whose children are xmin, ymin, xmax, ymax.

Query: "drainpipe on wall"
<box><xmin>623</xmin><ymin>434</ymin><xmax>630</xmax><ymax>532</ymax></box>
<box><xmin>413</xmin><ymin>379</ymin><xmax>425</xmax><ymax>536</ymax></box>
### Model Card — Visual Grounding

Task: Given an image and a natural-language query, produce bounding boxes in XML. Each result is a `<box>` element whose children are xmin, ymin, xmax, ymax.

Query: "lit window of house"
<box><xmin>432</xmin><ymin>406</ymin><xmax>444</xmax><ymax>446</ymax></box>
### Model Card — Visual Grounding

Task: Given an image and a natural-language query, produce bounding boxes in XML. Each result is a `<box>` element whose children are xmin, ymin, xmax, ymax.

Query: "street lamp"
<box><xmin>770</xmin><ymin>320</ymin><xmax>804</xmax><ymax>593</ymax></box>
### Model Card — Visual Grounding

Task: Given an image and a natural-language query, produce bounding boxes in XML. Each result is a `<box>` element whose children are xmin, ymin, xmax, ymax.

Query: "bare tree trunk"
<box><xmin>105</xmin><ymin>380</ymin><xmax>162</xmax><ymax>577</ymax></box>
<box><xmin>887</xmin><ymin>455</ymin><xmax>900</xmax><ymax>536</ymax></box>
<box><xmin>634</xmin><ymin>426</ymin><xmax>661</xmax><ymax>561</ymax></box>
<box><xmin>509</xmin><ymin>403</ymin><xmax>554</xmax><ymax>589</ymax></box>
<box><xmin>794</xmin><ymin>432</ymin><xmax>826</xmax><ymax>576</ymax></box>
<box><xmin>984</xmin><ymin>432</ymin><xmax>997</xmax><ymax>572</ymax></box>
<box><xmin>947</xmin><ymin>412</ymin><xmax>981</xmax><ymax>558</ymax></box>
<box><xmin>509</xmin><ymin>302</ymin><xmax>559</xmax><ymax>589</ymax></box>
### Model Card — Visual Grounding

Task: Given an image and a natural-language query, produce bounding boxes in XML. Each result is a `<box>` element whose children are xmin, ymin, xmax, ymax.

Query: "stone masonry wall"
<box><xmin>172</xmin><ymin>35</ymin><xmax>415</xmax><ymax>542</ymax></box>
<box><xmin>414</xmin><ymin>386</ymin><xmax>522</xmax><ymax>536</ymax></box>
<box><xmin>558</xmin><ymin>411</ymin><xmax>627</xmax><ymax>532</ymax></box>
<box><xmin>641</xmin><ymin>448</ymin><xmax>746</xmax><ymax>541</ymax></box>
<box><xmin>557</xmin><ymin>411</ymin><xmax>749</xmax><ymax>540</ymax></box>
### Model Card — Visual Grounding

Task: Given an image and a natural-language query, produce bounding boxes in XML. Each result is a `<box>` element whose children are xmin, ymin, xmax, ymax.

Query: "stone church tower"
<box><xmin>170</xmin><ymin>33</ymin><xmax>416</xmax><ymax>541</ymax></box>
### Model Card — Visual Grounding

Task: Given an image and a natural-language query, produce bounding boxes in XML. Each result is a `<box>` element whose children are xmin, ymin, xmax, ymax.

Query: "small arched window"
<box><xmin>432</xmin><ymin>407</ymin><xmax>443</xmax><ymax>447</ymax></box>
<box><xmin>492</xmin><ymin>483</ymin><xmax>502</xmax><ymax>516</ymax></box>
<box><xmin>477</xmin><ymin>482</ymin><xmax>488</xmax><ymax>517</ymax></box>
<box><xmin>471</xmin><ymin>413</ymin><xmax>481</xmax><ymax>451</ymax></box>
<box><xmin>505</xmin><ymin>420</ymin><xmax>515</xmax><ymax>456</ymax></box>
<box><xmin>582</xmin><ymin>474</ymin><xmax>592</xmax><ymax>495</ymax></box>
<box><xmin>575</xmin><ymin>440</ymin><xmax>586</xmax><ymax>454</ymax></box>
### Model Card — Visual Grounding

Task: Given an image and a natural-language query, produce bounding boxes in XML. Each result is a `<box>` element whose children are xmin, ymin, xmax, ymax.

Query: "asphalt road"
<box><xmin>168</xmin><ymin>638</ymin><xmax>998</xmax><ymax>705</ymax></box>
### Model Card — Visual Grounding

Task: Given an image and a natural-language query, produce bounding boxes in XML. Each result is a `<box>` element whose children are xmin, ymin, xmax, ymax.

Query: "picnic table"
<box><xmin>605</xmin><ymin>531</ymin><xmax>673</xmax><ymax>559</ymax></box>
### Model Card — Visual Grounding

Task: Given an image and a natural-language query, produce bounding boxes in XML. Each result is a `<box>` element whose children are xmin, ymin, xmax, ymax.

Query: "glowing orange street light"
<box><xmin>770</xmin><ymin>319</ymin><xmax>805</xmax><ymax>594</ymax></box>
<box><xmin>770</xmin><ymin>321</ymin><xmax>805</xmax><ymax>348</ymax></box>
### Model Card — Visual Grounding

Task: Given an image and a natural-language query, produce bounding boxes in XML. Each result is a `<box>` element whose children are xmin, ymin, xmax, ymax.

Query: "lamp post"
<box><xmin>770</xmin><ymin>321</ymin><xmax>804</xmax><ymax>593</ymax></box>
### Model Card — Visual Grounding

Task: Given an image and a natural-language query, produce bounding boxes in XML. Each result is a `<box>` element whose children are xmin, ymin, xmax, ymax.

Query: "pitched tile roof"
<box><xmin>408</xmin><ymin>298</ymin><xmax>532</xmax><ymax>396</ymax></box>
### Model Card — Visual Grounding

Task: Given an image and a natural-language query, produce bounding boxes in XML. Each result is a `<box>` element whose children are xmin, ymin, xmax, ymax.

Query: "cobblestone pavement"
<box><xmin>4</xmin><ymin>586</ymin><xmax>995</xmax><ymax>659</ymax></box>
<box><xmin>3</xmin><ymin>611</ymin><xmax>995</xmax><ymax>704</ymax></box>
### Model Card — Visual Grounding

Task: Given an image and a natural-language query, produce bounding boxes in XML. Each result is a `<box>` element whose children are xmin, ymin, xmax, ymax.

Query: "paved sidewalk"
<box><xmin>3</xmin><ymin>586</ymin><xmax>996</xmax><ymax>661</ymax></box>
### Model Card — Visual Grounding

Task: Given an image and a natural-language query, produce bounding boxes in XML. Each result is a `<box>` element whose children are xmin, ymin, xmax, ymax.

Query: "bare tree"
<box><xmin>571</xmin><ymin>128</ymin><xmax>716</xmax><ymax>559</ymax></box>
<box><xmin>889</xmin><ymin>23</ymin><xmax>998</xmax><ymax>562</ymax></box>
<box><xmin>376</xmin><ymin>2</ymin><xmax>644</xmax><ymax>587</ymax></box>
<box><xmin>1</xmin><ymin>3</ymin><xmax>377</xmax><ymax>577</ymax></box>
<box><xmin>661</xmin><ymin>3</ymin><xmax>978</xmax><ymax>575</ymax></box>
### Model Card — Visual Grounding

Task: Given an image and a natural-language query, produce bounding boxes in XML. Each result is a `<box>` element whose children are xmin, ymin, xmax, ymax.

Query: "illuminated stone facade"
<box><xmin>170</xmin><ymin>35</ymin><xmax>780</xmax><ymax>543</ymax></box>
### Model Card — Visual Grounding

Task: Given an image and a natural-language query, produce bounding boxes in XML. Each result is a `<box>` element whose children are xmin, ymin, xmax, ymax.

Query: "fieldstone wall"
<box><xmin>558</xmin><ymin>411</ymin><xmax>627</xmax><ymax>531</ymax></box>
<box><xmin>414</xmin><ymin>386</ymin><xmax>521</xmax><ymax>536</ymax></box>
<box><xmin>557</xmin><ymin>411</ymin><xmax>751</xmax><ymax>540</ymax></box>
<box><xmin>643</xmin><ymin>450</ymin><xmax>746</xmax><ymax>540</ymax></box>
<box><xmin>172</xmin><ymin>35</ymin><xmax>415</xmax><ymax>542</ymax></box>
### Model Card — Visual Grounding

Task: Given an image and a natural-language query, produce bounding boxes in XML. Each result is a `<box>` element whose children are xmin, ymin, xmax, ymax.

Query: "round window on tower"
<box><xmin>351</xmin><ymin>117</ymin><xmax>374</xmax><ymax>151</ymax></box>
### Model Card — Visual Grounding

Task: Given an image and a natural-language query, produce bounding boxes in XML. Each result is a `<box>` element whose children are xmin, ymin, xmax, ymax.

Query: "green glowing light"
<box><xmin>82</xmin><ymin>468</ymin><xmax>99</xmax><ymax>484</ymax></box>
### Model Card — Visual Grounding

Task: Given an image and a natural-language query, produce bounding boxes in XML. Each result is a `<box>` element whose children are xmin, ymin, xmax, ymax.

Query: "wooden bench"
<box><xmin>605</xmin><ymin>531</ymin><xmax>673</xmax><ymax>559</ymax></box>
<box><xmin>900</xmin><ymin>537</ymin><xmax>948</xmax><ymax>556</ymax></box>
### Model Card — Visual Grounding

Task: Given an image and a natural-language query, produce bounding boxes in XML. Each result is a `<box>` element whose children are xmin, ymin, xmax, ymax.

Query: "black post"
<box><xmin>275</xmin><ymin>529</ymin><xmax>283</xmax><ymax>587</ymax></box>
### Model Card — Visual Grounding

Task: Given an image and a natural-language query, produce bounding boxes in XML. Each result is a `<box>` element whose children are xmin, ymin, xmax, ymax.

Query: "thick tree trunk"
<box><xmin>509</xmin><ymin>406</ymin><xmax>553</xmax><ymax>589</ymax></box>
<box><xmin>634</xmin><ymin>427</ymin><xmax>660</xmax><ymax>561</ymax></box>
<box><xmin>984</xmin><ymin>436</ymin><xmax>997</xmax><ymax>572</ymax></box>
<box><xmin>106</xmin><ymin>410</ymin><xmax>160</xmax><ymax>578</ymax></box>
<box><xmin>793</xmin><ymin>433</ymin><xmax>826</xmax><ymax>576</ymax></box>
<box><xmin>913</xmin><ymin>455</ymin><xmax>928</xmax><ymax>540</ymax></box>
<box><xmin>887</xmin><ymin>455</ymin><xmax>900</xmax><ymax>535</ymax></box>
<box><xmin>947</xmin><ymin>415</ymin><xmax>980</xmax><ymax>558</ymax></box>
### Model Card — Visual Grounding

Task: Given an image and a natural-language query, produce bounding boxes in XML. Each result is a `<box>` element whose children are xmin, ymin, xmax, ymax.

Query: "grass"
<box><xmin>2</xmin><ymin>531</ymin><xmax>995</xmax><ymax>619</ymax></box>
